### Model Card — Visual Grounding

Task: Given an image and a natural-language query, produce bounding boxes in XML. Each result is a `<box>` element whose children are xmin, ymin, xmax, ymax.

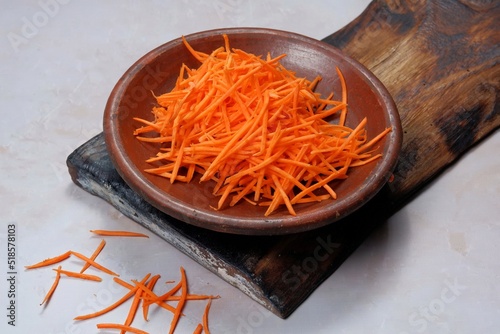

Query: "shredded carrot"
<box><xmin>124</xmin><ymin>282</ymin><xmax>144</xmax><ymax>328</ymax></box>
<box><xmin>70</xmin><ymin>251</ymin><xmax>119</xmax><ymax>276</ymax></box>
<box><xmin>53</xmin><ymin>267</ymin><xmax>102</xmax><ymax>282</ymax></box>
<box><xmin>114</xmin><ymin>276</ymin><xmax>177</xmax><ymax>313</ymax></box>
<box><xmin>193</xmin><ymin>323</ymin><xmax>203</xmax><ymax>334</ymax></box>
<box><xmin>90</xmin><ymin>230</ymin><xmax>149</xmax><ymax>238</ymax></box>
<box><xmin>202</xmin><ymin>298</ymin><xmax>212</xmax><ymax>334</ymax></box>
<box><xmin>113</xmin><ymin>276</ymin><xmax>135</xmax><ymax>290</ymax></box>
<box><xmin>74</xmin><ymin>274</ymin><xmax>151</xmax><ymax>321</ymax></box>
<box><xmin>40</xmin><ymin>265</ymin><xmax>61</xmax><ymax>306</ymax></box>
<box><xmin>142</xmin><ymin>280</ymin><xmax>182</xmax><ymax>309</ymax></box>
<box><xmin>25</xmin><ymin>250</ymin><xmax>71</xmax><ymax>269</ymax></box>
<box><xmin>169</xmin><ymin>267</ymin><xmax>188</xmax><ymax>334</ymax></box>
<box><xmin>96</xmin><ymin>323</ymin><xmax>149</xmax><ymax>334</ymax></box>
<box><xmin>133</xmin><ymin>34</ymin><xmax>391</xmax><ymax>216</ymax></box>
<box><xmin>166</xmin><ymin>294</ymin><xmax>220</xmax><ymax>302</ymax></box>
<box><xmin>142</xmin><ymin>274</ymin><xmax>161</xmax><ymax>320</ymax></box>
<box><xmin>80</xmin><ymin>239</ymin><xmax>106</xmax><ymax>274</ymax></box>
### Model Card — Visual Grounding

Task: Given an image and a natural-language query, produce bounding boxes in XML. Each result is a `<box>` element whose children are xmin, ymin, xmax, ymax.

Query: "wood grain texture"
<box><xmin>324</xmin><ymin>0</ymin><xmax>500</xmax><ymax>201</ymax></box>
<box><xmin>67</xmin><ymin>0</ymin><xmax>499</xmax><ymax>318</ymax></box>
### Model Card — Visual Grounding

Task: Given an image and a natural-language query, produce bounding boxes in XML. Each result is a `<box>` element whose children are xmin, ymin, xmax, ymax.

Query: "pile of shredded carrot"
<box><xmin>133</xmin><ymin>34</ymin><xmax>390</xmax><ymax>216</ymax></box>
<box><xmin>25</xmin><ymin>229</ymin><xmax>218</xmax><ymax>333</ymax></box>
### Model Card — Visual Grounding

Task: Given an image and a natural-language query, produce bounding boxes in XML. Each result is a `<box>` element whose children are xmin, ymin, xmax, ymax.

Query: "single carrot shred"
<box><xmin>166</xmin><ymin>294</ymin><xmax>220</xmax><ymax>302</ymax></box>
<box><xmin>74</xmin><ymin>274</ymin><xmax>151</xmax><ymax>321</ymax></box>
<box><xmin>193</xmin><ymin>323</ymin><xmax>203</xmax><ymax>334</ymax></box>
<box><xmin>134</xmin><ymin>34</ymin><xmax>391</xmax><ymax>216</ymax></box>
<box><xmin>169</xmin><ymin>266</ymin><xmax>188</xmax><ymax>334</ymax></box>
<box><xmin>53</xmin><ymin>267</ymin><xmax>102</xmax><ymax>282</ymax></box>
<box><xmin>90</xmin><ymin>230</ymin><xmax>149</xmax><ymax>238</ymax></box>
<box><xmin>142</xmin><ymin>274</ymin><xmax>161</xmax><ymax>321</ymax></box>
<box><xmin>96</xmin><ymin>323</ymin><xmax>149</xmax><ymax>334</ymax></box>
<box><xmin>40</xmin><ymin>265</ymin><xmax>62</xmax><ymax>306</ymax></box>
<box><xmin>25</xmin><ymin>250</ymin><xmax>71</xmax><ymax>269</ymax></box>
<box><xmin>123</xmin><ymin>281</ymin><xmax>146</xmax><ymax>328</ymax></box>
<box><xmin>70</xmin><ymin>251</ymin><xmax>119</xmax><ymax>276</ymax></box>
<box><xmin>202</xmin><ymin>298</ymin><xmax>212</xmax><ymax>334</ymax></box>
<box><xmin>80</xmin><ymin>239</ymin><xmax>106</xmax><ymax>274</ymax></box>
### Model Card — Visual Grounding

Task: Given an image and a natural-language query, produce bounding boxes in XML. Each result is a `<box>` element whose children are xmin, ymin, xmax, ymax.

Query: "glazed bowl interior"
<box><xmin>104</xmin><ymin>28</ymin><xmax>402</xmax><ymax>235</ymax></box>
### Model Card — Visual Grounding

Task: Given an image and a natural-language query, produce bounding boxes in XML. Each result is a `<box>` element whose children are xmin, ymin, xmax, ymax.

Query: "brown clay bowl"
<box><xmin>103</xmin><ymin>28</ymin><xmax>402</xmax><ymax>235</ymax></box>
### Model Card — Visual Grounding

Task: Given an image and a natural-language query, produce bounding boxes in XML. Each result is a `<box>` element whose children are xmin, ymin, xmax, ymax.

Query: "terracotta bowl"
<box><xmin>104</xmin><ymin>28</ymin><xmax>402</xmax><ymax>235</ymax></box>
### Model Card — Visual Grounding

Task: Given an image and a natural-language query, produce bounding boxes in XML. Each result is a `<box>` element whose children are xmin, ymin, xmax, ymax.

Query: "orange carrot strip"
<box><xmin>202</xmin><ymin>298</ymin><xmax>212</xmax><ymax>334</ymax></box>
<box><xmin>113</xmin><ymin>276</ymin><xmax>135</xmax><ymax>290</ymax></box>
<box><xmin>144</xmin><ymin>280</ymin><xmax>182</xmax><ymax>307</ymax></box>
<box><xmin>96</xmin><ymin>323</ymin><xmax>148</xmax><ymax>334</ymax></box>
<box><xmin>40</xmin><ymin>265</ymin><xmax>61</xmax><ymax>306</ymax></box>
<box><xmin>25</xmin><ymin>250</ymin><xmax>71</xmax><ymax>269</ymax></box>
<box><xmin>74</xmin><ymin>274</ymin><xmax>151</xmax><ymax>321</ymax></box>
<box><xmin>115</xmin><ymin>276</ymin><xmax>177</xmax><ymax>314</ymax></box>
<box><xmin>53</xmin><ymin>267</ymin><xmax>102</xmax><ymax>282</ymax></box>
<box><xmin>182</xmin><ymin>35</ymin><xmax>208</xmax><ymax>63</ymax></box>
<box><xmin>133</xmin><ymin>277</ymin><xmax>177</xmax><ymax>313</ymax></box>
<box><xmin>124</xmin><ymin>283</ymin><xmax>143</xmax><ymax>328</ymax></box>
<box><xmin>70</xmin><ymin>251</ymin><xmax>119</xmax><ymax>276</ymax></box>
<box><xmin>142</xmin><ymin>274</ymin><xmax>161</xmax><ymax>321</ymax></box>
<box><xmin>169</xmin><ymin>267</ymin><xmax>188</xmax><ymax>334</ymax></box>
<box><xmin>80</xmin><ymin>239</ymin><xmax>106</xmax><ymax>274</ymax></box>
<box><xmin>193</xmin><ymin>323</ymin><xmax>203</xmax><ymax>334</ymax></box>
<box><xmin>166</xmin><ymin>294</ymin><xmax>220</xmax><ymax>302</ymax></box>
<box><xmin>90</xmin><ymin>230</ymin><xmax>149</xmax><ymax>238</ymax></box>
<box><xmin>336</xmin><ymin>67</ymin><xmax>348</xmax><ymax>127</ymax></box>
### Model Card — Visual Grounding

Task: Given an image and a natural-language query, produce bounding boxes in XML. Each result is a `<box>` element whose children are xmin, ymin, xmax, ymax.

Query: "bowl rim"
<box><xmin>103</xmin><ymin>27</ymin><xmax>402</xmax><ymax>235</ymax></box>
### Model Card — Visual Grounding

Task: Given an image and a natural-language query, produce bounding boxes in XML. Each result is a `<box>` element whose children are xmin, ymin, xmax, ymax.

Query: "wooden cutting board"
<box><xmin>67</xmin><ymin>0</ymin><xmax>499</xmax><ymax>318</ymax></box>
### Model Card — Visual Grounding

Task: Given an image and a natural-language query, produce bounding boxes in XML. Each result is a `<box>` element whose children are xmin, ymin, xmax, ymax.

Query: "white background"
<box><xmin>1</xmin><ymin>1</ymin><xmax>499</xmax><ymax>333</ymax></box>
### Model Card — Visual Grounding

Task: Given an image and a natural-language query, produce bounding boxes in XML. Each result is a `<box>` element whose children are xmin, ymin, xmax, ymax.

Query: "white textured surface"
<box><xmin>1</xmin><ymin>1</ymin><xmax>499</xmax><ymax>333</ymax></box>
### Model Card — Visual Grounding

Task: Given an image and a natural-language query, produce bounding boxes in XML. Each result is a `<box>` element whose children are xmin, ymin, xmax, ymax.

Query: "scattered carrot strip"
<box><xmin>142</xmin><ymin>274</ymin><xmax>161</xmax><ymax>321</ymax></box>
<box><xmin>90</xmin><ymin>230</ymin><xmax>149</xmax><ymax>238</ymax></box>
<box><xmin>53</xmin><ymin>267</ymin><xmax>102</xmax><ymax>282</ymax></box>
<box><xmin>115</xmin><ymin>276</ymin><xmax>177</xmax><ymax>314</ymax></box>
<box><xmin>143</xmin><ymin>280</ymin><xmax>182</xmax><ymax>309</ymax></box>
<box><xmin>96</xmin><ymin>323</ymin><xmax>148</xmax><ymax>334</ymax></box>
<box><xmin>80</xmin><ymin>239</ymin><xmax>106</xmax><ymax>274</ymax></box>
<box><xmin>134</xmin><ymin>34</ymin><xmax>391</xmax><ymax>216</ymax></box>
<box><xmin>202</xmin><ymin>298</ymin><xmax>212</xmax><ymax>334</ymax></box>
<box><xmin>25</xmin><ymin>250</ymin><xmax>71</xmax><ymax>269</ymax></box>
<box><xmin>28</xmin><ymin>230</ymin><xmax>220</xmax><ymax>333</ymax></box>
<box><xmin>166</xmin><ymin>294</ymin><xmax>220</xmax><ymax>302</ymax></box>
<box><xmin>124</xmin><ymin>282</ymin><xmax>144</xmax><ymax>328</ymax></box>
<box><xmin>169</xmin><ymin>267</ymin><xmax>188</xmax><ymax>334</ymax></box>
<box><xmin>74</xmin><ymin>274</ymin><xmax>151</xmax><ymax>321</ymax></box>
<box><xmin>113</xmin><ymin>276</ymin><xmax>135</xmax><ymax>290</ymax></box>
<box><xmin>70</xmin><ymin>251</ymin><xmax>119</xmax><ymax>276</ymax></box>
<box><xmin>193</xmin><ymin>323</ymin><xmax>203</xmax><ymax>334</ymax></box>
<box><xmin>40</xmin><ymin>265</ymin><xmax>61</xmax><ymax>306</ymax></box>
